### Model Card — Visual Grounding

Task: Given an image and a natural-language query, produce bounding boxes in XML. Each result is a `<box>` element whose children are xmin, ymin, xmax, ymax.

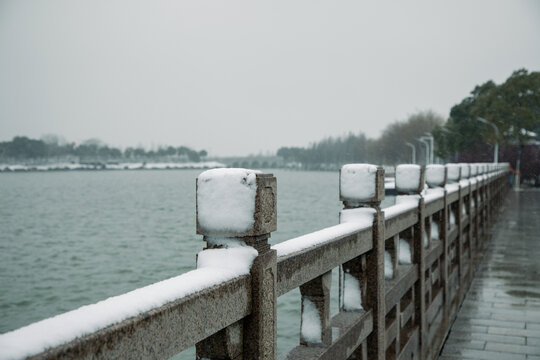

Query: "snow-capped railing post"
<box><xmin>460</xmin><ymin>164</ymin><xmax>471</xmax><ymax>219</ymax></box>
<box><xmin>395</xmin><ymin>164</ymin><xmax>428</xmax><ymax>349</ymax></box>
<box><xmin>438</xmin><ymin>167</ymin><xmax>451</xmax><ymax>309</ymax></box>
<box><xmin>477</xmin><ymin>164</ymin><xmax>488</xmax><ymax>247</ymax></box>
<box><xmin>445</xmin><ymin>163</ymin><xmax>461</xmax><ymax>311</ymax></box>
<box><xmin>425</xmin><ymin>165</ymin><xmax>447</xmax><ymax>244</ymax></box>
<box><xmin>339</xmin><ymin>164</ymin><xmax>385</xmax><ymax>360</ymax></box>
<box><xmin>425</xmin><ymin>164</ymin><xmax>449</xmax><ymax>311</ymax></box>
<box><xmin>195</xmin><ymin>169</ymin><xmax>277</xmax><ymax>360</ymax></box>
<box><xmin>446</xmin><ymin>164</ymin><xmax>461</xmax><ymax>231</ymax></box>
<box><xmin>460</xmin><ymin>163</ymin><xmax>473</xmax><ymax>282</ymax></box>
<box><xmin>484</xmin><ymin>164</ymin><xmax>493</xmax><ymax>231</ymax></box>
<box><xmin>470</xmin><ymin>164</ymin><xmax>479</xmax><ymax>255</ymax></box>
<box><xmin>425</xmin><ymin>164</ymin><xmax>447</xmax><ymax>190</ymax></box>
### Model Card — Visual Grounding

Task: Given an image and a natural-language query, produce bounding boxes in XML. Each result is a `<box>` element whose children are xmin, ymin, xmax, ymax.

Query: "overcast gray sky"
<box><xmin>1</xmin><ymin>1</ymin><xmax>539</xmax><ymax>156</ymax></box>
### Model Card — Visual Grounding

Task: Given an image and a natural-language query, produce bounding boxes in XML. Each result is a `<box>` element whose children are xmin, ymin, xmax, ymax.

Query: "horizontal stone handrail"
<box><xmin>275</xmin><ymin>223</ymin><xmax>373</xmax><ymax>297</ymax></box>
<box><xmin>0</xmin><ymin>270</ymin><xmax>251</xmax><ymax>360</ymax></box>
<box><xmin>0</xmin><ymin>162</ymin><xmax>510</xmax><ymax>360</ymax></box>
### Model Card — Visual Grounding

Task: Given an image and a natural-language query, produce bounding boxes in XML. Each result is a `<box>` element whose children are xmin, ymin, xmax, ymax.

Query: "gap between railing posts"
<box><xmin>195</xmin><ymin>169</ymin><xmax>278</xmax><ymax>360</ymax></box>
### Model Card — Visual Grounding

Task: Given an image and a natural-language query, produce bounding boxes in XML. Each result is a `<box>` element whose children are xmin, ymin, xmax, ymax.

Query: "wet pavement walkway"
<box><xmin>440</xmin><ymin>189</ymin><xmax>540</xmax><ymax>360</ymax></box>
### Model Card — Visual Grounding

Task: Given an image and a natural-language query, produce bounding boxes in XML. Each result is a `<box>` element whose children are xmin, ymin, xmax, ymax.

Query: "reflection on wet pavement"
<box><xmin>440</xmin><ymin>189</ymin><xmax>540</xmax><ymax>359</ymax></box>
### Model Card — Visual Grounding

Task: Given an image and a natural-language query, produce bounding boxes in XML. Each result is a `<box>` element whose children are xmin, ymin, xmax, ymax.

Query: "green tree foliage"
<box><xmin>434</xmin><ymin>69</ymin><xmax>540</xmax><ymax>158</ymax></box>
<box><xmin>0</xmin><ymin>136</ymin><xmax>47</xmax><ymax>159</ymax></box>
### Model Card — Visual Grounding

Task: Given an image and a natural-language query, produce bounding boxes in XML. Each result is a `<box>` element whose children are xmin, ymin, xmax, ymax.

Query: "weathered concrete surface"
<box><xmin>440</xmin><ymin>189</ymin><xmax>540</xmax><ymax>359</ymax></box>
<box><xmin>28</xmin><ymin>275</ymin><xmax>251</xmax><ymax>360</ymax></box>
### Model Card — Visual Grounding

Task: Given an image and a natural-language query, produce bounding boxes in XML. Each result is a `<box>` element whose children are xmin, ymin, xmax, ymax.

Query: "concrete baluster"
<box><xmin>395</xmin><ymin>164</ymin><xmax>427</xmax><ymax>352</ymax></box>
<box><xmin>470</xmin><ymin>164</ymin><xmax>479</xmax><ymax>257</ymax></box>
<box><xmin>440</xmin><ymin>168</ymin><xmax>450</xmax><ymax>309</ymax></box>
<box><xmin>478</xmin><ymin>164</ymin><xmax>487</xmax><ymax>246</ymax></box>
<box><xmin>460</xmin><ymin>163</ymin><xmax>473</xmax><ymax>284</ymax></box>
<box><xmin>446</xmin><ymin>163</ymin><xmax>461</xmax><ymax>288</ymax></box>
<box><xmin>485</xmin><ymin>164</ymin><xmax>492</xmax><ymax>230</ymax></box>
<box><xmin>446</xmin><ymin>163</ymin><xmax>461</xmax><ymax>230</ymax></box>
<box><xmin>425</xmin><ymin>164</ymin><xmax>447</xmax><ymax>250</ymax></box>
<box><xmin>195</xmin><ymin>170</ymin><xmax>277</xmax><ymax>360</ymax></box>
<box><xmin>483</xmin><ymin>164</ymin><xmax>490</xmax><ymax>238</ymax></box>
<box><xmin>426</xmin><ymin>164</ymin><xmax>447</xmax><ymax>189</ymax></box>
<box><xmin>426</xmin><ymin>164</ymin><xmax>448</xmax><ymax>316</ymax></box>
<box><xmin>339</xmin><ymin>164</ymin><xmax>385</xmax><ymax>360</ymax></box>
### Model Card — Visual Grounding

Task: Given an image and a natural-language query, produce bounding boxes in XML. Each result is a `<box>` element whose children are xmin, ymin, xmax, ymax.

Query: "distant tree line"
<box><xmin>277</xmin><ymin>110</ymin><xmax>444</xmax><ymax>169</ymax></box>
<box><xmin>276</xmin><ymin>68</ymin><xmax>540</xmax><ymax>185</ymax></box>
<box><xmin>0</xmin><ymin>135</ymin><xmax>207</xmax><ymax>163</ymax></box>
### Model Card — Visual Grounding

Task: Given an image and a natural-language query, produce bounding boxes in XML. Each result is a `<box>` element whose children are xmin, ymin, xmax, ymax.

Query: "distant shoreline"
<box><xmin>0</xmin><ymin>162</ymin><xmax>226</xmax><ymax>173</ymax></box>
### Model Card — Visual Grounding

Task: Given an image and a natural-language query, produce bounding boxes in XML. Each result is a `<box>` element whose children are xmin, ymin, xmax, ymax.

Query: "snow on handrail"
<box><xmin>0</xmin><ymin>267</ymin><xmax>249</xmax><ymax>360</ymax></box>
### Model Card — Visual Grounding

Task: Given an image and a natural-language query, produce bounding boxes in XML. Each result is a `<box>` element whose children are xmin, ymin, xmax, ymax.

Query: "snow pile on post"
<box><xmin>446</xmin><ymin>164</ymin><xmax>461</xmax><ymax>183</ymax></box>
<box><xmin>460</xmin><ymin>164</ymin><xmax>470</xmax><ymax>179</ymax></box>
<box><xmin>423</xmin><ymin>187</ymin><xmax>445</xmax><ymax>204</ymax></box>
<box><xmin>425</xmin><ymin>164</ymin><xmax>446</xmax><ymax>188</ymax></box>
<box><xmin>197</xmin><ymin>239</ymin><xmax>258</xmax><ymax>274</ymax></box>
<box><xmin>445</xmin><ymin>183</ymin><xmax>459</xmax><ymax>194</ymax></box>
<box><xmin>343</xmin><ymin>272</ymin><xmax>363</xmax><ymax>311</ymax></box>
<box><xmin>384</xmin><ymin>195</ymin><xmax>419</xmax><ymax>219</ymax></box>
<box><xmin>197</xmin><ymin>168</ymin><xmax>260</xmax><ymax>234</ymax></box>
<box><xmin>301</xmin><ymin>298</ymin><xmax>322</xmax><ymax>344</ymax></box>
<box><xmin>340</xmin><ymin>164</ymin><xmax>378</xmax><ymax>202</ymax></box>
<box><xmin>395</xmin><ymin>195</ymin><xmax>421</xmax><ymax>205</ymax></box>
<box><xmin>449</xmin><ymin>212</ymin><xmax>456</xmax><ymax>226</ymax></box>
<box><xmin>395</xmin><ymin>164</ymin><xmax>422</xmax><ymax>194</ymax></box>
<box><xmin>398</xmin><ymin>238</ymin><xmax>412</xmax><ymax>264</ymax></box>
<box><xmin>470</xmin><ymin>164</ymin><xmax>478</xmax><ymax>177</ymax></box>
<box><xmin>339</xmin><ymin>207</ymin><xmax>376</xmax><ymax>225</ymax></box>
<box><xmin>431</xmin><ymin>222</ymin><xmax>439</xmax><ymax>241</ymax></box>
<box><xmin>479</xmin><ymin>164</ymin><xmax>486</xmax><ymax>176</ymax></box>
<box><xmin>384</xmin><ymin>251</ymin><xmax>393</xmax><ymax>279</ymax></box>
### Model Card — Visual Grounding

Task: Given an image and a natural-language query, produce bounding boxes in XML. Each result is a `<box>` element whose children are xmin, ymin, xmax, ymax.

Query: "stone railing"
<box><xmin>0</xmin><ymin>163</ymin><xmax>510</xmax><ymax>360</ymax></box>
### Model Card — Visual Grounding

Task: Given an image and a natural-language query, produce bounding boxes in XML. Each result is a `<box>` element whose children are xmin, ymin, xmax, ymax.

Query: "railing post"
<box><xmin>441</xmin><ymin>169</ymin><xmax>450</xmax><ymax>308</ymax></box>
<box><xmin>195</xmin><ymin>169</ymin><xmax>278</xmax><ymax>360</ymax></box>
<box><xmin>455</xmin><ymin>165</ymin><xmax>465</xmax><ymax>282</ymax></box>
<box><xmin>484</xmin><ymin>165</ymin><xmax>490</xmax><ymax>245</ymax></box>
<box><xmin>445</xmin><ymin>163</ymin><xmax>461</xmax><ymax>315</ymax></box>
<box><xmin>426</xmin><ymin>164</ymin><xmax>449</xmax><ymax>310</ymax></box>
<box><xmin>461</xmin><ymin>163</ymin><xmax>473</xmax><ymax>285</ymax></box>
<box><xmin>470</xmin><ymin>164</ymin><xmax>479</xmax><ymax>263</ymax></box>
<box><xmin>485</xmin><ymin>164</ymin><xmax>492</xmax><ymax>231</ymax></box>
<box><xmin>339</xmin><ymin>164</ymin><xmax>385</xmax><ymax>360</ymax></box>
<box><xmin>395</xmin><ymin>164</ymin><xmax>427</xmax><ymax>353</ymax></box>
<box><xmin>478</xmin><ymin>164</ymin><xmax>486</xmax><ymax>248</ymax></box>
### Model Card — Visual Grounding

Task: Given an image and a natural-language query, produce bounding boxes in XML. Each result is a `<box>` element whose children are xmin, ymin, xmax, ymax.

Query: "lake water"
<box><xmin>0</xmin><ymin>169</ymin><xmax>393</xmax><ymax>358</ymax></box>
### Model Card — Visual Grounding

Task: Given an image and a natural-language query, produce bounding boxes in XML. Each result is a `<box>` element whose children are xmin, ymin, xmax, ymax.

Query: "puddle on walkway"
<box><xmin>506</xmin><ymin>290</ymin><xmax>540</xmax><ymax>299</ymax></box>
